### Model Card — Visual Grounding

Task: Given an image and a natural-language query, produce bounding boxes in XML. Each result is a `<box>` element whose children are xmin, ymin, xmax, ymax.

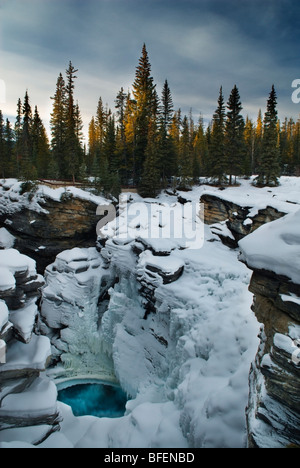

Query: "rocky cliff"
<box><xmin>239</xmin><ymin>210</ymin><xmax>300</xmax><ymax>448</ymax></box>
<box><xmin>201</xmin><ymin>193</ymin><xmax>287</xmax><ymax>247</ymax></box>
<box><xmin>0</xmin><ymin>180</ymin><xmax>108</xmax><ymax>273</ymax></box>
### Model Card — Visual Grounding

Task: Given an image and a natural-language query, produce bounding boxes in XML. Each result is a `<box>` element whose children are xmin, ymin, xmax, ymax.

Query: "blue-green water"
<box><xmin>57</xmin><ymin>383</ymin><xmax>127</xmax><ymax>418</ymax></box>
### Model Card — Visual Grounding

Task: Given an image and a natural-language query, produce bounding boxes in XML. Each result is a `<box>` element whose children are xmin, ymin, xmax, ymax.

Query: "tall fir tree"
<box><xmin>20</xmin><ymin>91</ymin><xmax>36</xmax><ymax>181</ymax></box>
<box><xmin>50</xmin><ymin>73</ymin><xmax>67</xmax><ymax>178</ymax></box>
<box><xmin>225</xmin><ymin>85</ymin><xmax>245</xmax><ymax>185</ymax></box>
<box><xmin>193</xmin><ymin>116</ymin><xmax>209</xmax><ymax>178</ymax></box>
<box><xmin>115</xmin><ymin>87</ymin><xmax>128</xmax><ymax>183</ymax></box>
<box><xmin>139</xmin><ymin>120</ymin><xmax>161</xmax><ymax>198</ymax></box>
<box><xmin>254</xmin><ymin>109</ymin><xmax>263</xmax><ymax>174</ymax></box>
<box><xmin>31</xmin><ymin>106</ymin><xmax>50</xmax><ymax>177</ymax></box>
<box><xmin>210</xmin><ymin>86</ymin><xmax>226</xmax><ymax>184</ymax></box>
<box><xmin>14</xmin><ymin>98</ymin><xmax>23</xmax><ymax>177</ymax></box>
<box><xmin>158</xmin><ymin>80</ymin><xmax>176</xmax><ymax>182</ymax></box>
<box><xmin>64</xmin><ymin>61</ymin><xmax>82</xmax><ymax>182</ymax></box>
<box><xmin>244</xmin><ymin>116</ymin><xmax>255</xmax><ymax>177</ymax></box>
<box><xmin>4</xmin><ymin>119</ymin><xmax>15</xmax><ymax>177</ymax></box>
<box><xmin>256</xmin><ymin>85</ymin><xmax>280</xmax><ymax>186</ymax></box>
<box><xmin>88</xmin><ymin>116</ymin><xmax>97</xmax><ymax>174</ymax></box>
<box><xmin>131</xmin><ymin>44</ymin><xmax>157</xmax><ymax>184</ymax></box>
<box><xmin>178</xmin><ymin>115</ymin><xmax>193</xmax><ymax>188</ymax></box>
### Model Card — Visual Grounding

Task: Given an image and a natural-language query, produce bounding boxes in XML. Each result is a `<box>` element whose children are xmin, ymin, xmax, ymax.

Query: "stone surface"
<box><xmin>201</xmin><ymin>193</ymin><xmax>286</xmax><ymax>247</ymax></box>
<box><xmin>240</xmin><ymin>265</ymin><xmax>300</xmax><ymax>448</ymax></box>
<box><xmin>0</xmin><ymin>186</ymin><xmax>102</xmax><ymax>274</ymax></box>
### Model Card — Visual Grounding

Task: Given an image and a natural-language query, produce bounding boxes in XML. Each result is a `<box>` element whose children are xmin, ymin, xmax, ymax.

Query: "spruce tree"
<box><xmin>193</xmin><ymin>116</ymin><xmax>209</xmax><ymax>178</ymax></box>
<box><xmin>32</xmin><ymin>106</ymin><xmax>50</xmax><ymax>177</ymax></box>
<box><xmin>65</xmin><ymin>61</ymin><xmax>80</xmax><ymax>182</ymax></box>
<box><xmin>158</xmin><ymin>80</ymin><xmax>176</xmax><ymax>182</ymax></box>
<box><xmin>244</xmin><ymin>116</ymin><xmax>254</xmax><ymax>177</ymax></box>
<box><xmin>4</xmin><ymin>119</ymin><xmax>15</xmax><ymax>177</ymax></box>
<box><xmin>132</xmin><ymin>44</ymin><xmax>157</xmax><ymax>184</ymax></box>
<box><xmin>50</xmin><ymin>73</ymin><xmax>67</xmax><ymax>178</ymax></box>
<box><xmin>115</xmin><ymin>87</ymin><xmax>128</xmax><ymax>184</ymax></box>
<box><xmin>254</xmin><ymin>109</ymin><xmax>263</xmax><ymax>175</ymax></box>
<box><xmin>210</xmin><ymin>86</ymin><xmax>226</xmax><ymax>184</ymax></box>
<box><xmin>14</xmin><ymin>98</ymin><xmax>22</xmax><ymax>177</ymax></box>
<box><xmin>256</xmin><ymin>85</ymin><xmax>280</xmax><ymax>186</ymax></box>
<box><xmin>95</xmin><ymin>97</ymin><xmax>107</xmax><ymax>159</ymax></box>
<box><xmin>88</xmin><ymin>116</ymin><xmax>97</xmax><ymax>174</ymax></box>
<box><xmin>139</xmin><ymin>120</ymin><xmax>161</xmax><ymax>198</ymax></box>
<box><xmin>225</xmin><ymin>85</ymin><xmax>245</xmax><ymax>185</ymax></box>
<box><xmin>178</xmin><ymin>115</ymin><xmax>193</xmax><ymax>189</ymax></box>
<box><xmin>161</xmin><ymin>80</ymin><xmax>174</xmax><ymax>131</ymax></box>
<box><xmin>20</xmin><ymin>91</ymin><xmax>36</xmax><ymax>181</ymax></box>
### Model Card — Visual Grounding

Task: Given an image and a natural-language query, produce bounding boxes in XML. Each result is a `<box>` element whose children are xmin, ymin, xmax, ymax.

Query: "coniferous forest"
<box><xmin>0</xmin><ymin>44</ymin><xmax>300</xmax><ymax>198</ymax></box>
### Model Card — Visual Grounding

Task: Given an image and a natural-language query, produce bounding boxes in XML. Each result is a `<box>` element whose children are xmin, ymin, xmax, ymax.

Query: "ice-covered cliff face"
<box><xmin>38</xmin><ymin>193</ymin><xmax>260</xmax><ymax>448</ymax></box>
<box><xmin>0</xmin><ymin>247</ymin><xmax>59</xmax><ymax>445</ymax></box>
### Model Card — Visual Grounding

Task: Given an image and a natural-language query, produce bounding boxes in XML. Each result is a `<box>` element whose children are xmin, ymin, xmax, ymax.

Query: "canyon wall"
<box><xmin>239</xmin><ymin>210</ymin><xmax>300</xmax><ymax>448</ymax></box>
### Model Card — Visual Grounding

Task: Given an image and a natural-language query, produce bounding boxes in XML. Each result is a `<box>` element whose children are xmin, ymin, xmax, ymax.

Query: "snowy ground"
<box><xmin>0</xmin><ymin>176</ymin><xmax>299</xmax><ymax>448</ymax></box>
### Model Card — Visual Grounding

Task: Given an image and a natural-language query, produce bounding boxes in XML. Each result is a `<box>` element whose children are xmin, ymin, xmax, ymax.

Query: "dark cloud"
<box><xmin>0</xmin><ymin>0</ymin><xmax>299</xmax><ymax>141</ymax></box>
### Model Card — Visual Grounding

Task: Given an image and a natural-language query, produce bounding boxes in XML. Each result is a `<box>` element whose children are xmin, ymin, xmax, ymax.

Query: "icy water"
<box><xmin>57</xmin><ymin>383</ymin><xmax>128</xmax><ymax>418</ymax></box>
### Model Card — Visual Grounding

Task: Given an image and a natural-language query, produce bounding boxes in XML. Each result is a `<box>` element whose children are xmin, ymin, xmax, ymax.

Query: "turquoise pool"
<box><xmin>57</xmin><ymin>382</ymin><xmax>128</xmax><ymax>418</ymax></box>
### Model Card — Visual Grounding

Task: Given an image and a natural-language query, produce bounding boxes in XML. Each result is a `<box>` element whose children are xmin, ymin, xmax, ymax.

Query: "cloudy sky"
<box><xmin>0</xmin><ymin>0</ymin><xmax>299</xmax><ymax>142</ymax></box>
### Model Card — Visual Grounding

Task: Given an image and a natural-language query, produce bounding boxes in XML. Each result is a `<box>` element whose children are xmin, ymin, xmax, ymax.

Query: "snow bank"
<box><xmin>0</xmin><ymin>228</ymin><xmax>15</xmax><ymax>249</ymax></box>
<box><xmin>0</xmin><ymin>179</ymin><xmax>110</xmax><ymax>216</ymax></box>
<box><xmin>239</xmin><ymin>209</ymin><xmax>300</xmax><ymax>284</ymax></box>
<box><xmin>0</xmin><ymin>300</ymin><xmax>9</xmax><ymax>329</ymax></box>
<box><xmin>0</xmin><ymin>334</ymin><xmax>51</xmax><ymax>372</ymax></box>
<box><xmin>0</xmin><ymin>267</ymin><xmax>16</xmax><ymax>292</ymax></box>
<box><xmin>0</xmin><ymin>249</ymin><xmax>36</xmax><ymax>276</ymax></box>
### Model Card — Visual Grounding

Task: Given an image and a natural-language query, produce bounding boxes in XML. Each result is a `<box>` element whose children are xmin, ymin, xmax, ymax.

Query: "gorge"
<box><xmin>0</xmin><ymin>177</ymin><xmax>299</xmax><ymax>448</ymax></box>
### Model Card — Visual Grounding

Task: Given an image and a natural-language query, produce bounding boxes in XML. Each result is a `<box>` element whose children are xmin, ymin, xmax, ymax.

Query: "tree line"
<box><xmin>0</xmin><ymin>44</ymin><xmax>299</xmax><ymax>197</ymax></box>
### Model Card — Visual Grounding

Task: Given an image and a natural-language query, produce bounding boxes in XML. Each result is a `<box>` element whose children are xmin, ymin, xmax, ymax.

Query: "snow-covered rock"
<box><xmin>239</xmin><ymin>211</ymin><xmax>300</xmax><ymax>448</ymax></box>
<box><xmin>40</xmin><ymin>247</ymin><xmax>116</xmax><ymax>381</ymax></box>
<box><xmin>239</xmin><ymin>209</ymin><xmax>300</xmax><ymax>285</ymax></box>
<box><xmin>0</xmin><ymin>179</ymin><xmax>110</xmax><ymax>273</ymax></box>
<box><xmin>0</xmin><ymin>247</ymin><xmax>58</xmax><ymax>438</ymax></box>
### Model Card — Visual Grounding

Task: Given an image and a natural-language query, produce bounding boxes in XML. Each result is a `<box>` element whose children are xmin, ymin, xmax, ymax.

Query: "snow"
<box><xmin>239</xmin><ymin>208</ymin><xmax>300</xmax><ymax>284</ymax></box>
<box><xmin>0</xmin><ymin>249</ymin><xmax>36</xmax><ymax>276</ymax></box>
<box><xmin>0</xmin><ymin>228</ymin><xmax>15</xmax><ymax>249</ymax></box>
<box><xmin>281</xmin><ymin>293</ymin><xmax>300</xmax><ymax>306</ymax></box>
<box><xmin>0</xmin><ymin>300</ymin><xmax>9</xmax><ymax>330</ymax></box>
<box><xmin>0</xmin><ymin>334</ymin><xmax>51</xmax><ymax>372</ymax></box>
<box><xmin>0</xmin><ymin>267</ymin><xmax>16</xmax><ymax>291</ymax></box>
<box><xmin>2</xmin><ymin>176</ymin><xmax>300</xmax><ymax>448</ymax></box>
<box><xmin>9</xmin><ymin>299</ymin><xmax>38</xmax><ymax>343</ymax></box>
<box><xmin>0</xmin><ymin>179</ymin><xmax>110</xmax><ymax>217</ymax></box>
<box><xmin>0</xmin><ymin>376</ymin><xmax>57</xmax><ymax>419</ymax></box>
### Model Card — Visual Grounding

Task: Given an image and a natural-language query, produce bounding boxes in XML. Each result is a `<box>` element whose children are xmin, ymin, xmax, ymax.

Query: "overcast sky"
<box><xmin>0</xmin><ymin>0</ymin><xmax>299</xmax><ymax>142</ymax></box>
